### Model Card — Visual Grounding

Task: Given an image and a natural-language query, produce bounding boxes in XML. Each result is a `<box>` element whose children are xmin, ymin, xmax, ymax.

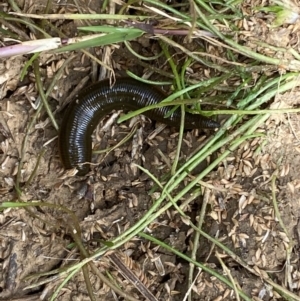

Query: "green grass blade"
<box><xmin>78</xmin><ymin>26</ymin><xmax>144</xmax><ymax>33</ymax></box>
<box><xmin>55</xmin><ymin>30</ymin><xmax>144</xmax><ymax>53</ymax></box>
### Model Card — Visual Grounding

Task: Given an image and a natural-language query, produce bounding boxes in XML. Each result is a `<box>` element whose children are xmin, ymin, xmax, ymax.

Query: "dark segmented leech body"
<box><xmin>59</xmin><ymin>77</ymin><xmax>219</xmax><ymax>175</ymax></box>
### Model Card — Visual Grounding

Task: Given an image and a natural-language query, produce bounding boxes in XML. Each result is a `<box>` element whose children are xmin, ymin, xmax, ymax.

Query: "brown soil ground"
<box><xmin>0</xmin><ymin>1</ymin><xmax>300</xmax><ymax>301</ymax></box>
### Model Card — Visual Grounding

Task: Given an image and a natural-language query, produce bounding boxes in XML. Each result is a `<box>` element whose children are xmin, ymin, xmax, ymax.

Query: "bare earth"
<box><xmin>0</xmin><ymin>1</ymin><xmax>300</xmax><ymax>300</ymax></box>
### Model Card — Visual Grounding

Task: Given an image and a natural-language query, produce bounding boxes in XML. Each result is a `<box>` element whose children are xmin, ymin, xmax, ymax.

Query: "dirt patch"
<box><xmin>1</xmin><ymin>1</ymin><xmax>300</xmax><ymax>301</ymax></box>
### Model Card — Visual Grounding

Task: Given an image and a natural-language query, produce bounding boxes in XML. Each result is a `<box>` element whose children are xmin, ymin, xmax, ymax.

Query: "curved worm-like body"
<box><xmin>58</xmin><ymin>77</ymin><xmax>219</xmax><ymax>175</ymax></box>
